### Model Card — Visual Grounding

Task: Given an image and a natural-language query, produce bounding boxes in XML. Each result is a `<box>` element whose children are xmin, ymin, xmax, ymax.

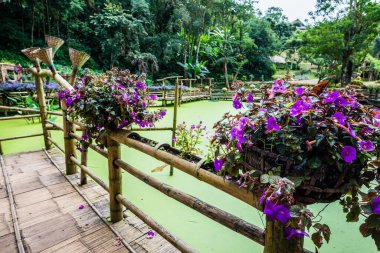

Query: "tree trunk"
<box><xmin>224</xmin><ymin>57</ymin><xmax>230</xmax><ymax>90</ymax></box>
<box><xmin>345</xmin><ymin>60</ymin><xmax>354</xmax><ymax>84</ymax></box>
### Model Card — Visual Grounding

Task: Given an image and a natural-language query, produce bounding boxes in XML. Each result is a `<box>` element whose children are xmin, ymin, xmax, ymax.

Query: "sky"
<box><xmin>256</xmin><ymin>0</ymin><xmax>317</xmax><ymax>22</ymax></box>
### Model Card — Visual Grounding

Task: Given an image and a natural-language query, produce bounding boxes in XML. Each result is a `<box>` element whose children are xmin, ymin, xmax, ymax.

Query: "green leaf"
<box><xmin>260</xmin><ymin>174</ymin><xmax>269</xmax><ymax>184</ymax></box>
<box><xmin>308</xmin><ymin>156</ymin><xmax>322</xmax><ymax>169</ymax></box>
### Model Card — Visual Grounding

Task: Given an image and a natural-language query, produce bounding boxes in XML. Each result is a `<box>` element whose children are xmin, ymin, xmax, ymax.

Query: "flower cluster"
<box><xmin>58</xmin><ymin>68</ymin><xmax>166</xmax><ymax>141</ymax></box>
<box><xmin>174</xmin><ymin>121</ymin><xmax>206</xmax><ymax>156</ymax></box>
<box><xmin>210</xmin><ymin>79</ymin><xmax>380</xmax><ymax>249</ymax></box>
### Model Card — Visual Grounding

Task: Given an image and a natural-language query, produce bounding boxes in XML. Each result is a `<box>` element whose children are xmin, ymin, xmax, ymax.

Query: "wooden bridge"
<box><xmin>0</xmin><ymin>149</ymin><xmax>179</xmax><ymax>253</ymax></box>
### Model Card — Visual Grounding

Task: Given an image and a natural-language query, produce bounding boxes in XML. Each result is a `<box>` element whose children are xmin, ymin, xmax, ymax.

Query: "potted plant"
<box><xmin>210</xmin><ymin>79</ymin><xmax>380</xmax><ymax>250</ymax></box>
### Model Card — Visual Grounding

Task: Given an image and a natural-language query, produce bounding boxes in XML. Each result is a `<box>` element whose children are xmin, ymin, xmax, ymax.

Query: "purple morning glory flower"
<box><xmin>324</xmin><ymin>91</ymin><xmax>340</xmax><ymax>103</ymax></box>
<box><xmin>58</xmin><ymin>91</ymin><xmax>65</xmax><ymax>99</ymax></box>
<box><xmin>214</xmin><ymin>158</ymin><xmax>223</xmax><ymax>172</ymax></box>
<box><xmin>334</xmin><ymin>97</ymin><xmax>349</xmax><ymax>107</ymax></box>
<box><xmin>233</xmin><ymin>99</ymin><xmax>243</xmax><ymax>109</ymax></box>
<box><xmin>246</xmin><ymin>93</ymin><xmax>254</xmax><ymax>103</ymax></box>
<box><xmin>285</xmin><ymin>227</ymin><xmax>309</xmax><ymax>240</ymax></box>
<box><xmin>274</xmin><ymin>204</ymin><xmax>291</xmax><ymax>223</ymax></box>
<box><xmin>341</xmin><ymin>146</ymin><xmax>357</xmax><ymax>163</ymax></box>
<box><xmin>75</xmin><ymin>93</ymin><xmax>81</xmax><ymax>100</ymax></box>
<box><xmin>294</xmin><ymin>87</ymin><xmax>304</xmax><ymax>95</ymax></box>
<box><xmin>372</xmin><ymin>197</ymin><xmax>380</xmax><ymax>215</ymax></box>
<box><xmin>264</xmin><ymin>200</ymin><xmax>291</xmax><ymax>223</ymax></box>
<box><xmin>266</xmin><ymin>117</ymin><xmax>281</xmax><ymax>132</ymax></box>
<box><xmin>79</xmin><ymin>204</ymin><xmax>85</xmax><ymax>209</ymax></box>
<box><xmin>148</xmin><ymin>94</ymin><xmax>158</xmax><ymax>100</ymax></box>
<box><xmin>332</xmin><ymin>112</ymin><xmax>346</xmax><ymax>125</ymax></box>
<box><xmin>136</xmin><ymin>81</ymin><xmax>147</xmax><ymax>90</ymax></box>
<box><xmin>358</xmin><ymin>140</ymin><xmax>375</xmax><ymax>151</ymax></box>
<box><xmin>290</xmin><ymin>99</ymin><xmax>310</xmax><ymax>116</ymax></box>
<box><xmin>66</xmin><ymin>97</ymin><xmax>73</xmax><ymax>107</ymax></box>
<box><xmin>361</xmin><ymin>127</ymin><xmax>374</xmax><ymax>136</ymax></box>
<box><xmin>263</xmin><ymin>200</ymin><xmax>277</xmax><ymax>220</ymax></box>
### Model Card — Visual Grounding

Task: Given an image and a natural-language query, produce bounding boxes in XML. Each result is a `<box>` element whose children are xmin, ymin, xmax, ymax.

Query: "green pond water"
<box><xmin>0</xmin><ymin>100</ymin><xmax>375</xmax><ymax>253</ymax></box>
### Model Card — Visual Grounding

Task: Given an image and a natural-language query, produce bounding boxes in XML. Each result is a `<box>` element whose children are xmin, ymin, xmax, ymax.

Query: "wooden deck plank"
<box><xmin>0</xmin><ymin>233</ymin><xmax>18</xmax><ymax>253</ymax></box>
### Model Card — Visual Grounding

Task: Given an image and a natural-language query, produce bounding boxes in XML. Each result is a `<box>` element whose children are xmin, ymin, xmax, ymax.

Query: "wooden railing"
<box><xmin>0</xmin><ymin>44</ymin><xmax>315</xmax><ymax>253</ymax></box>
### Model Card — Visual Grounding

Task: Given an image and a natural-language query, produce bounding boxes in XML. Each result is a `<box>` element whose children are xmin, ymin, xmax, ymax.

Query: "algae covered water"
<box><xmin>0</xmin><ymin>101</ymin><xmax>376</xmax><ymax>253</ymax></box>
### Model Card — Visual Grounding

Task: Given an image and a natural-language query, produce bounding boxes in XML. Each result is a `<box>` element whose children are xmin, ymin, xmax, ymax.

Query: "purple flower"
<box><xmin>214</xmin><ymin>158</ymin><xmax>223</xmax><ymax>172</ymax></box>
<box><xmin>347</xmin><ymin>123</ymin><xmax>357</xmax><ymax>138</ymax></box>
<box><xmin>324</xmin><ymin>91</ymin><xmax>340</xmax><ymax>103</ymax></box>
<box><xmin>136</xmin><ymin>81</ymin><xmax>147</xmax><ymax>90</ymax></box>
<box><xmin>79</xmin><ymin>204</ymin><xmax>85</xmax><ymax>209</ymax></box>
<box><xmin>358</xmin><ymin>140</ymin><xmax>375</xmax><ymax>151</ymax></box>
<box><xmin>266</xmin><ymin>117</ymin><xmax>281</xmax><ymax>132</ymax></box>
<box><xmin>294</xmin><ymin>87</ymin><xmax>304</xmax><ymax>95</ymax></box>
<box><xmin>371</xmin><ymin>197</ymin><xmax>380</xmax><ymax>215</ymax></box>
<box><xmin>264</xmin><ymin>200</ymin><xmax>291</xmax><ymax>223</ymax></box>
<box><xmin>66</xmin><ymin>97</ymin><xmax>73</xmax><ymax>107</ymax></box>
<box><xmin>285</xmin><ymin>227</ymin><xmax>309</xmax><ymax>240</ymax></box>
<box><xmin>334</xmin><ymin>97</ymin><xmax>349</xmax><ymax>107</ymax></box>
<box><xmin>147</xmin><ymin>230</ymin><xmax>156</xmax><ymax>239</ymax></box>
<box><xmin>148</xmin><ymin>94</ymin><xmax>158</xmax><ymax>100</ymax></box>
<box><xmin>233</xmin><ymin>99</ymin><xmax>243</xmax><ymax>109</ymax></box>
<box><xmin>290</xmin><ymin>99</ymin><xmax>310</xmax><ymax>116</ymax></box>
<box><xmin>341</xmin><ymin>146</ymin><xmax>357</xmax><ymax>163</ymax></box>
<box><xmin>58</xmin><ymin>91</ymin><xmax>65</xmax><ymax>99</ymax></box>
<box><xmin>81</xmin><ymin>133</ymin><xmax>89</xmax><ymax>141</ymax></box>
<box><xmin>263</xmin><ymin>200</ymin><xmax>277</xmax><ymax>220</ymax></box>
<box><xmin>332</xmin><ymin>112</ymin><xmax>346</xmax><ymax>125</ymax></box>
<box><xmin>246</xmin><ymin>93</ymin><xmax>254</xmax><ymax>103</ymax></box>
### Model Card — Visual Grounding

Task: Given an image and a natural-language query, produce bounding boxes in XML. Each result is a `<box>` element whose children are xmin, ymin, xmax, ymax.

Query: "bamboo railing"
<box><xmin>0</xmin><ymin>36</ymin><xmax>314</xmax><ymax>253</ymax></box>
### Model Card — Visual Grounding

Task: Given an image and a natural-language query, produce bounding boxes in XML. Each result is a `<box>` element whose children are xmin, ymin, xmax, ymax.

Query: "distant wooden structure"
<box><xmin>0</xmin><ymin>63</ymin><xmax>22</xmax><ymax>83</ymax></box>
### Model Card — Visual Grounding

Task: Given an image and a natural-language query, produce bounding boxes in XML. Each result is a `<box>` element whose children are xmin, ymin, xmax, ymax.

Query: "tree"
<box><xmin>306</xmin><ymin>0</ymin><xmax>380</xmax><ymax>84</ymax></box>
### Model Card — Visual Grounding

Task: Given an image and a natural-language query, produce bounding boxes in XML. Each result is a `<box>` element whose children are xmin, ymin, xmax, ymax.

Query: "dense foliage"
<box><xmin>59</xmin><ymin>68</ymin><xmax>166</xmax><ymax>140</ymax></box>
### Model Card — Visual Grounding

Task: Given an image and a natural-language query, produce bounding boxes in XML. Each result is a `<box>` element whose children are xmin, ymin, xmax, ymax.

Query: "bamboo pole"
<box><xmin>0</xmin><ymin>105</ymin><xmax>62</xmax><ymax>116</ymax></box>
<box><xmin>34</xmin><ymin>66</ymin><xmax>51</xmax><ymax>150</ymax></box>
<box><xmin>0</xmin><ymin>155</ymin><xmax>25</xmax><ymax>253</ymax></box>
<box><xmin>46</xmin><ymin>120</ymin><xmax>64</xmax><ymax>131</ymax></box>
<box><xmin>0</xmin><ymin>133</ymin><xmax>44</xmax><ymax>141</ymax></box>
<box><xmin>264</xmin><ymin>220</ymin><xmax>305</xmax><ymax>253</ymax></box>
<box><xmin>116</xmin><ymin>194</ymin><xmax>196</xmax><ymax>253</ymax></box>
<box><xmin>62</xmin><ymin>101</ymin><xmax>77</xmax><ymax>175</ymax></box>
<box><xmin>47</xmin><ymin>137</ymin><xmax>64</xmax><ymax>153</ymax></box>
<box><xmin>131</xmin><ymin>127</ymin><xmax>173</xmax><ymax>132</ymax></box>
<box><xmin>70</xmin><ymin>132</ymin><xmax>108</xmax><ymax>158</ymax></box>
<box><xmin>0</xmin><ymin>114</ymin><xmax>40</xmax><ymax>121</ymax></box>
<box><xmin>70</xmin><ymin>156</ymin><xmax>109</xmax><ymax>191</ymax></box>
<box><xmin>170</xmin><ymin>77</ymin><xmax>180</xmax><ymax>176</ymax></box>
<box><xmin>115</xmin><ymin>159</ymin><xmax>265</xmax><ymax>245</ymax></box>
<box><xmin>80</xmin><ymin>129</ymin><xmax>88</xmax><ymax>185</ymax></box>
<box><xmin>109</xmin><ymin>130</ymin><xmax>261</xmax><ymax>209</ymax></box>
<box><xmin>107</xmin><ymin>135</ymin><xmax>123</xmax><ymax>222</ymax></box>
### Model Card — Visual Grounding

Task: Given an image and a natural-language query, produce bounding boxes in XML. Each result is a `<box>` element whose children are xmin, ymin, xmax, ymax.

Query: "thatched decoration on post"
<box><xmin>69</xmin><ymin>48</ymin><xmax>90</xmax><ymax>68</ymax></box>
<box><xmin>45</xmin><ymin>35</ymin><xmax>64</xmax><ymax>54</ymax></box>
<box><xmin>34</xmin><ymin>48</ymin><xmax>56</xmax><ymax>75</ymax></box>
<box><xmin>21</xmin><ymin>47</ymin><xmax>40</xmax><ymax>61</ymax></box>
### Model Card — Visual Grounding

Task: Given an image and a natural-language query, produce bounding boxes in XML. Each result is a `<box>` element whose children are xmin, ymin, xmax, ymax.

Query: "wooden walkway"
<box><xmin>0</xmin><ymin>149</ymin><xmax>179</xmax><ymax>253</ymax></box>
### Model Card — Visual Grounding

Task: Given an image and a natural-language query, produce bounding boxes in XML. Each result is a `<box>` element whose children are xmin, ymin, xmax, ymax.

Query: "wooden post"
<box><xmin>62</xmin><ymin>101</ymin><xmax>77</xmax><ymax>175</ymax></box>
<box><xmin>263</xmin><ymin>219</ymin><xmax>304</xmax><ymax>253</ymax></box>
<box><xmin>170</xmin><ymin>77</ymin><xmax>180</xmax><ymax>176</ymax></box>
<box><xmin>107</xmin><ymin>135</ymin><xmax>123</xmax><ymax>222</ymax></box>
<box><xmin>0</xmin><ymin>141</ymin><xmax>3</xmax><ymax>155</ymax></box>
<box><xmin>162</xmin><ymin>79</ymin><xmax>167</xmax><ymax>107</ymax></box>
<box><xmin>34</xmin><ymin>70</ymin><xmax>51</xmax><ymax>150</ymax></box>
<box><xmin>80</xmin><ymin>129</ymin><xmax>88</xmax><ymax>185</ymax></box>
